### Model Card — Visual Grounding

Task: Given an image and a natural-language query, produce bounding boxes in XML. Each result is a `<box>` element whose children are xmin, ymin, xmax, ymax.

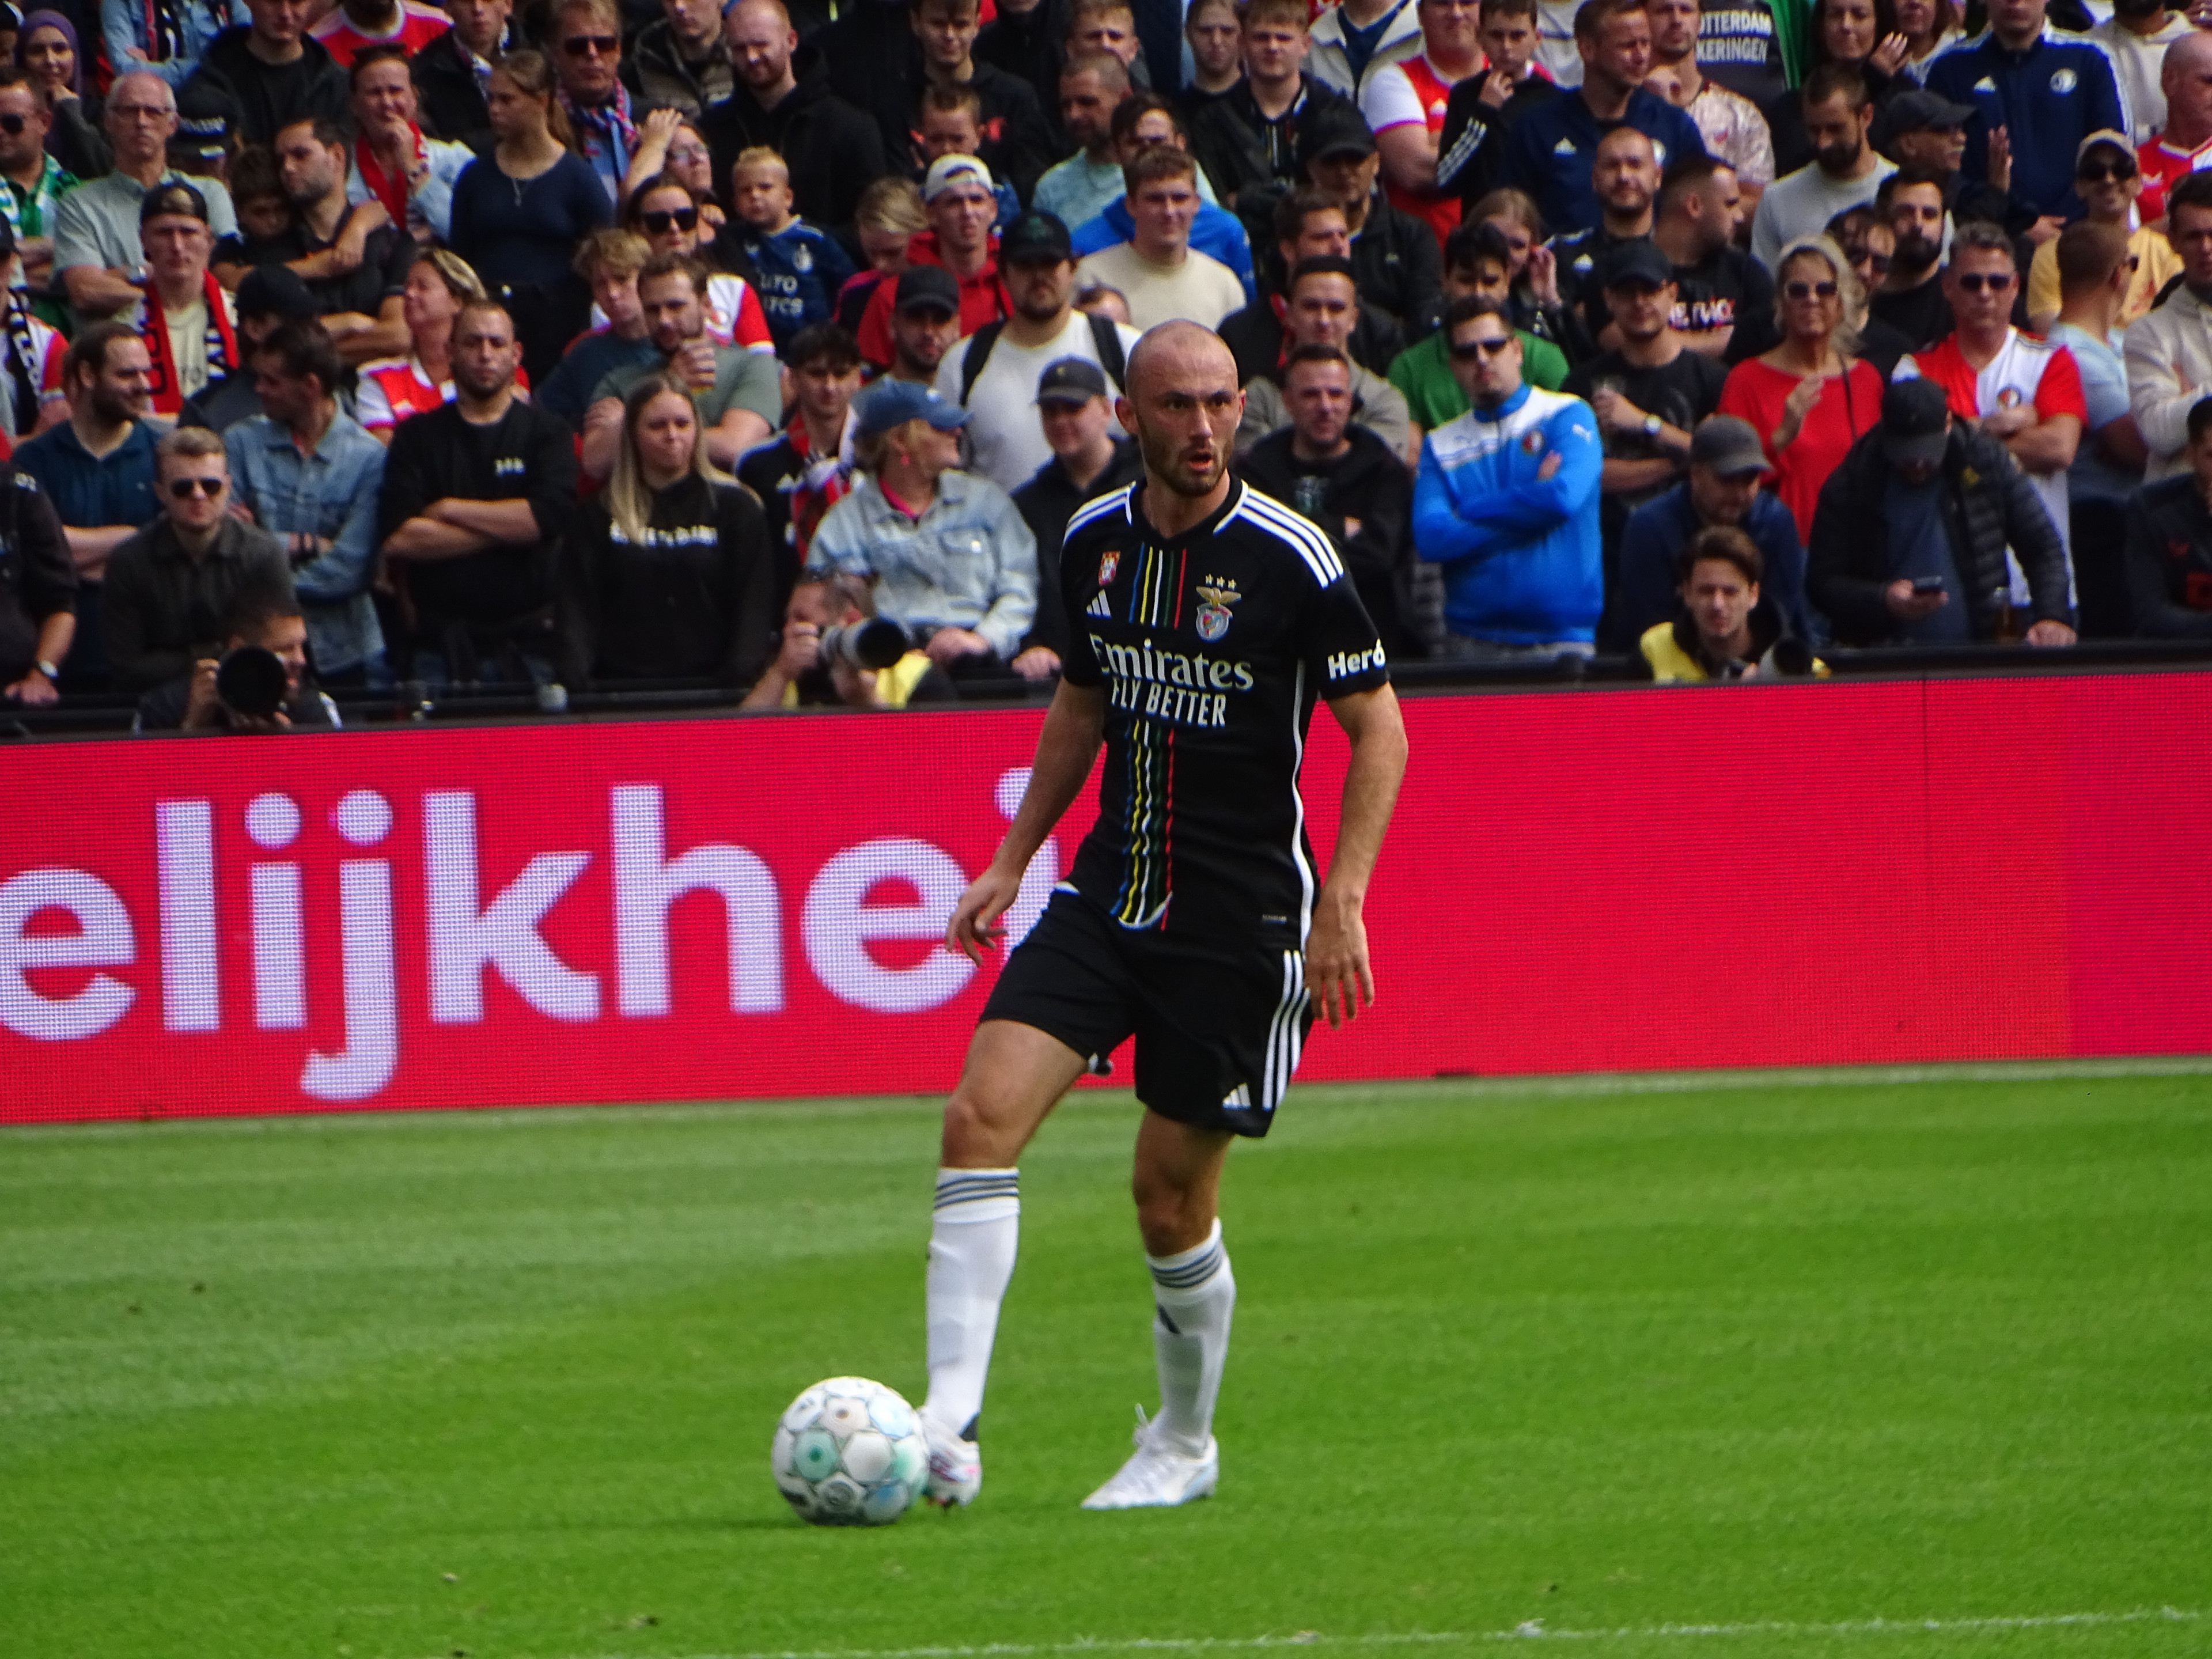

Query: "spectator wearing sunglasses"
<box><xmin>1897</xmin><ymin>220</ymin><xmax>2085</xmax><ymax>596</ymax></box>
<box><xmin>1823</xmin><ymin>206</ymin><xmax>1912</xmax><ymax>381</ymax></box>
<box><xmin>549</xmin><ymin>0</ymin><xmax>636</xmax><ymax>206</ymax></box>
<box><xmin>2025</xmin><ymin>132</ymin><xmax>2177</xmax><ymax>336</ymax></box>
<box><xmin>1411</xmin><ymin>294</ymin><xmax>1604</xmax><ymax>662</ymax></box>
<box><xmin>100</xmin><ymin>423</ymin><xmax>294</xmax><ymax>693</ymax></box>
<box><xmin>1717</xmin><ymin>233</ymin><xmax>1885</xmax><ymax>543</ymax></box>
<box><xmin>613</xmin><ymin>171</ymin><xmax>776</xmax><ymax>350</ymax></box>
<box><xmin>1921</xmin><ymin>0</ymin><xmax>2126</xmax><ymax>232</ymax></box>
<box><xmin>183</xmin><ymin>0</ymin><xmax>350</xmax><ymax>150</ymax></box>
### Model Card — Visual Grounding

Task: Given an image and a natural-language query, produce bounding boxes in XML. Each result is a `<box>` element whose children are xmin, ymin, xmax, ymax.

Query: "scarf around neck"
<box><xmin>139</xmin><ymin>270</ymin><xmax>237</xmax><ymax>415</ymax></box>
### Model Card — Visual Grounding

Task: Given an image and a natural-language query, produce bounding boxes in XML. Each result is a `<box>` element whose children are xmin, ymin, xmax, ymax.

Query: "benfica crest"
<box><xmin>1195</xmin><ymin>578</ymin><xmax>1241</xmax><ymax>641</ymax></box>
<box><xmin>1099</xmin><ymin>549</ymin><xmax>1120</xmax><ymax>585</ymax></box>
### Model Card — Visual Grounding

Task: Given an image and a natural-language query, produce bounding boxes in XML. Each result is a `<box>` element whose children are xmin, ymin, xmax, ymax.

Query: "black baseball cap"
<box><xmin>139</xmin><ymin>181</ymin><xmax>209</xmax><ymax>225</ymax></box>
<box><xmin>893</xmin><ymin>264</ymin><xmax>961</xmax><ymax>317</ymax></box>
<box><xmin>1599</xmin><ymin>240</ymin><xmax>1675</xmax><ymax>292</ymax></box>
<box><xmin>1037</xmin><ymin>356</ymin><xmax>1107</xmax><ymax>405</ymax></box>
<box><xmin>1298</xmin><ymin>106</ymin><xmax>1376</xmax><ymax>171</ymax></box>
<box><xmin>1882</xmin><ymin>377</ymin><xmax>1952</xmax><ymax>467</ymax></box>
<box><xmin>1001</xmin><ymin>210</ymin><xmax>1073</xmax><ymax>264</ymax></box>
<box><xmin>1688</xmin><ymin>415</ymin><xmax>1768</xmax><ymax>477</ymax></box>
<box><xmin>1875</xmin><ymin>88</ymin><xmax>1975</xmax><ymax>157</ymax></box>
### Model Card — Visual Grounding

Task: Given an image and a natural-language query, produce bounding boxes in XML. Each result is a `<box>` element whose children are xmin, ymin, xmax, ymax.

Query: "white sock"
<box><xmin>1147</xmin><ymin>1219</ymin><xmax>1234</xmax><ymax>1455</ymax></box>
<box><xmin>922</xmin><ymin>1167</ymin><xmax>1019</xmax><ymax>1441</ymax></box>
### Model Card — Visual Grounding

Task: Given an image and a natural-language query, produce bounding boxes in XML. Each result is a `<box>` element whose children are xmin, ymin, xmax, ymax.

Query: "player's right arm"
<box><xmin>946</xmin><ymin>679</ymin><xmax>1107</xmax><ymax>963</ymax></box>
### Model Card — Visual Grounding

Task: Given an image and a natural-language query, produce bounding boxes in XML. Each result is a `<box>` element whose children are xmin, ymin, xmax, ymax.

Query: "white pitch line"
<box><xmin>595</xmin><ymin>1604</ymin><xmax>2205</xmax><ymax>1659</ymax></box>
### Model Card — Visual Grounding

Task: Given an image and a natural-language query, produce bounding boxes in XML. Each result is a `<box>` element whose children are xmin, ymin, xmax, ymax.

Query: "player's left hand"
<box><xmin>1305</xmin><ymin>891</ymin><xmax>1374</xmax><ymax>1030</ymax></box>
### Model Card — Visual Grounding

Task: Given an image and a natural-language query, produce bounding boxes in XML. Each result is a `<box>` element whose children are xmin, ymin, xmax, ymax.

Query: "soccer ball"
<box><xmin>770</xmin><ymin>1377</ymin><xmax>929</xmax><ymax>1525</ymax></box>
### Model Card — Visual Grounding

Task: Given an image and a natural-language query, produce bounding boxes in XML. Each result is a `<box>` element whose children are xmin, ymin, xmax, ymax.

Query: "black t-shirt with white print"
<box><xmin>1057</xmin><ymin>478</ymin><xmax>1389</xmax><ymax>946</ymax></box>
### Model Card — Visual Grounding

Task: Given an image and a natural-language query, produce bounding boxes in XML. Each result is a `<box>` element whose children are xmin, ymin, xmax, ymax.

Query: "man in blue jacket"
<box><xmin>1412</xmin><ymin>293</ymin><xmax>1603</xmax><ymax>659</ymax></box>
<box><xmin>1922</xmin><ymin>0</ymin><xmax>2127</xmax><ymax>229</ymax></box>
<box><xmin>1502</xmin><ymin>0</ymin><xmax>1706</xmax><ymax>236</ymax></box>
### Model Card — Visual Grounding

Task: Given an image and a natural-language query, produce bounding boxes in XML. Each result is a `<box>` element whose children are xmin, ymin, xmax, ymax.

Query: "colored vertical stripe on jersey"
<box><xmin>1113</xmin><ymin>713</ymin><xmax>1172</xmax><ymax>927</ymax></box>
<box><xmin>1110</xmin><ymin>541</ymin><xmax>1184</xmax><ymax>930</ymax></box>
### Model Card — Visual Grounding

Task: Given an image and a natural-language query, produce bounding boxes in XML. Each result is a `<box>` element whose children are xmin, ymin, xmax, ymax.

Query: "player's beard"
<box><xmin>1139</xmin><ymin>421</ymin><xmax>1226</xmax><ymax>498</ymax></box>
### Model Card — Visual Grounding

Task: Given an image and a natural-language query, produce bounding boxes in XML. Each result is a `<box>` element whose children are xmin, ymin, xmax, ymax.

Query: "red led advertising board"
<box><xmin>2</xmin><ymin>673</ymin><xmax>2207</xmax><ymax>1123</ymax></box>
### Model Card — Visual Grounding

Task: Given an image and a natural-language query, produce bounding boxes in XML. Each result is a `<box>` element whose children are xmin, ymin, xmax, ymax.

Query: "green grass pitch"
<box><xmin>3</xmin><ymin>1063</ymin><xmax>2209</xmax><ymax>1659</ymax></box>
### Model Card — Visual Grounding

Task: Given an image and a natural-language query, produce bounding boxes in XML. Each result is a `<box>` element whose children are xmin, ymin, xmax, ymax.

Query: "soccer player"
<box><xmin>918</xmin><ymin>320</ymin><xmax>1409</xmax><ymax>1510</ymax></box>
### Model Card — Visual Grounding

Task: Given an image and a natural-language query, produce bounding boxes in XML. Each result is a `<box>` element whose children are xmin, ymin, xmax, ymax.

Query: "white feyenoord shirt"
<box><xmin>1898</xmin><ymin>328</ymin><xmax>2087</xmax><ymax>605</ymax></box>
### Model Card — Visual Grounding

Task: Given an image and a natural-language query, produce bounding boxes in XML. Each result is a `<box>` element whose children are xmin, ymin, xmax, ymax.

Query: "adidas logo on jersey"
<box><xmin>1087</xmin><ymin>590</ymin><xmax>1112</xmax><ymax>618</ymax></box>
<box><xmin>1554</xmin><ymin>136</ymin><xmax>1578</xmax><ymax>155</ymax></box>
<box><xmin>1222</xmin><ymin>1084</ymin><xmax>1252</xmax><ymax>1108</ymax></box>
<box><xmin>1974</xmin><ymin>75</ymin><xmax>1996</xmax><ymax>92</ymax></box>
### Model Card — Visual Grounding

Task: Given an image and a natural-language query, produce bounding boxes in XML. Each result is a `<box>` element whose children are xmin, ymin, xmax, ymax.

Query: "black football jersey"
<box><xmin>1057</xmin><ymin>478</ymin><xmax>1390</xmax><ymax>942</ymax></box>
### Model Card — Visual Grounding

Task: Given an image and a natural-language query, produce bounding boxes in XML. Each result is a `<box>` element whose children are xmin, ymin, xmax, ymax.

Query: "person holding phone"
<box><xmin>1805</xmin><ymin>376</ymin><xmax>2075</xmax><ymax>648</ymax></box>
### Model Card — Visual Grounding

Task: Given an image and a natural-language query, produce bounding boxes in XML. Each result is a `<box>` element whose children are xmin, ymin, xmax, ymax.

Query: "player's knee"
<box><xmin>1131</xmin><ymin>1168</ymin><xmax>1208</xmax><ymax>1256</ymax></box>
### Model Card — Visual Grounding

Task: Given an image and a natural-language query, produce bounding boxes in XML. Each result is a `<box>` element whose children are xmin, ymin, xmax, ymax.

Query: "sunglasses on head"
<box><xmin>1783</xmin><ymin>279</ymin><xmax>1839</xmax><ymax>300</ymax></box>
<box><xmin>2078</xmin><ymin>158</ymin><xmax>2137</xmax><ymax>183</ymax></box>
<box><xmin>168</xmin><ymin>476</ymin><xmax>224</xmax><ymax>499</ymax></box>
<box><xmin>1955</xmin><ymin>270</ymin><xmax>2014</xmax><ymax>293</ymax></box>
<box><xmin>641</xmin><ymin>207</ymin><xmax>699</xmax><ymax>234</ymax></box>
<box><xmin>1450</xmin><ymin>333</ymin><xmax>1515</xmax><ymax>361</ymax></box>
<box><xmin>562</xmin><ymin>32</ymin><xmax>619</xmax><ymax>55</ymax></box>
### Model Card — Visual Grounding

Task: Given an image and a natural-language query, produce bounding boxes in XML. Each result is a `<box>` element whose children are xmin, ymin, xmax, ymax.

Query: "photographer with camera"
<box><xmin>738</xmin><ymin>569</ymin><xmax>955</xmax><ymax>710</ymax></box>
<box><xmin>135</xmin><ymin>573</ymin><xmax>342</xmax><ymax>731</ymax></box>
<box><xmin>561</xmin><ymin>372</ymin><xmax>778</xmax><ymax>691</ymax></box>
<box><xmin>101</xmin><ymin>426</ymin><xmax>295</xmax><ymax>695</ymax></box>
<box><xmin>804</xmin><ymin>377</ymin><xmax>1036</xmax><ymax>683</ymax></box>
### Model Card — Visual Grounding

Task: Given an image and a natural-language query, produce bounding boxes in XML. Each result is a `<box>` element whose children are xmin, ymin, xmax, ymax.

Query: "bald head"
<box><xmin>2169</xmin><ymin>33</ymin><xmax>2212</xmax><ymax>147</ymax></box>
<box><xmin>1118</xmin><ymin>322</ymin><xmax>1241</xmax><ymax>505</ymax></box>
<box><xmin>1127</xmin><ymin>320</ymin><xmax>1236</xmax><ymax>400</ymax></box>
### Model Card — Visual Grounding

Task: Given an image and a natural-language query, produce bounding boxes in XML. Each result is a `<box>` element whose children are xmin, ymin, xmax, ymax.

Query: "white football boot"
<box><xmin>922</xmin><ymin>1414</ymin><xmax>982</xmax><ymax>1508</ymax></box>
<box><xmin>1080</xmin><ymin>1407</ymin><xmax>1219</xmax><ymax>1509</ymax></box>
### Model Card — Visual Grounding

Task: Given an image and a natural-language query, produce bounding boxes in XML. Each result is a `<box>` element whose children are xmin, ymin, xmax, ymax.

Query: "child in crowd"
<box><xmin>229</xmin><ymin>147</ymin><xmax>295</xmax><ymax>263</ymax></box>
<box><xmin>917</xmin><ymin>86</ymin><xmax>1022</xmax><ymax>230</ymax></box>
<box><xmin>729</xmin><ymin>148</ymin><xmax>857</xmax><ymax>351</ymax></box>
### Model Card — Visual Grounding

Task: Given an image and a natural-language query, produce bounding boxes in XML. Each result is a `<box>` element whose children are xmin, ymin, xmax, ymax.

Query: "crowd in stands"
<box><xmin>5</xmin><ymin>0</ymin><xmax>2212</xmax><ymax>726</ymax></box>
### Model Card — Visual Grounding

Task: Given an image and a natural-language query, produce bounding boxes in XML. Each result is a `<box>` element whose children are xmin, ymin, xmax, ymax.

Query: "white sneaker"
<box><xmin>922</xmin><ymin>1414</ymin><xmax>981</xmax><ymax>1508</ymax></box>
<box><xmin>1080</xmin><ymin>1408</ymin><xmax>1218</xmax><ymax>1510</ymax></box>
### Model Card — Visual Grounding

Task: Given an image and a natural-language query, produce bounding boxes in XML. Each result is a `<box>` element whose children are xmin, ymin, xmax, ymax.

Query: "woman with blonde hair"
<box><xmin>357</xmin><ymin>248</ymin><xmax>529</xmax><ymax>440</ymax></box>
<box><xmin>447</xmin><ymin>47</ymin><xmax>613</xmax><ymax>381</ymax></box>
<box><xmin>1717</xmin><ymin>234</ymin><xmax>1886</xmax><ymax>541</ymax></box>
<box><xmin>835</xmin><ymin>176</ymin><xmax>929</xmax><ymax>334</ymax></box>
<box><xmin>563</xmin><ymin>372</ymin><xmax>779</xmax><ymax>689</ymax></box>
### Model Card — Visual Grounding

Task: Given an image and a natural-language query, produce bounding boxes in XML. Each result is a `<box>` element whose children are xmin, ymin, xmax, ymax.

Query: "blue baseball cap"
<box><xmin>853</xmin><ymin>377</ymin><xmax>971</xmax><ymax>439</ymax></box>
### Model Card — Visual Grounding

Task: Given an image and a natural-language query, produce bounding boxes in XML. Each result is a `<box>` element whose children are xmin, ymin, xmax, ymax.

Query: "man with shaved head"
<box><xmin>915</xmin><ymin>319</ymin><xmax>1408</xmax><ymax>1514</ymax></box>
<box><xmin>704</xmin><ymin>0</ymin><xmax>887</xmax><ymax>234</ymax></box>
<box><xmin>2139</xmin><ymin>33</ymin><xmax>2212</xmax><ymax>223</ymax></box>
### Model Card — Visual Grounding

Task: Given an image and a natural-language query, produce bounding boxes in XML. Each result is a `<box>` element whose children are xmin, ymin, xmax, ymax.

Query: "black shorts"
<box><xmin>980</xmin><ymin>889</ymin><xmax>1312</xmax><ymax>1138</ymax></box>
